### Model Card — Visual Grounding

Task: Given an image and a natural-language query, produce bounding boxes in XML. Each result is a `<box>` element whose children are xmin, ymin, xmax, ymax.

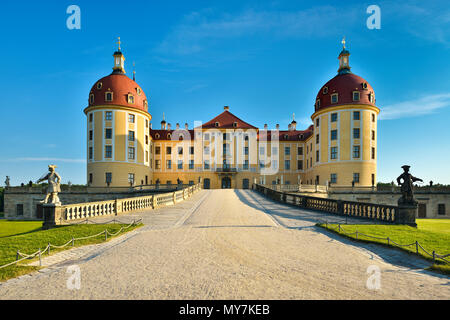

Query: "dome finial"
<box><xmin>117</xmin><ymin>36</ymin><xmax>121</xmax><ymax>51</ymax></box>
<box><xmin>341</xmin><ymin>36</ymin><xmax>346</xmax><ymax>49</ymax></box>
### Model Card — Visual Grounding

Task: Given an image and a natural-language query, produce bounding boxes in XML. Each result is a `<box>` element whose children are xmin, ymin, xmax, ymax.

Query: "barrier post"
<box><xmin>48</xmin><ymin>243</ymin><xmax>51</xmax><ymax>255</ymax></box>
<box><xmin>16</xmin><ymin>250</ymin><xmax>19</xmax><ymax>261</ymax></box>
<box><xmin>38</xmin><ymin>248</ymin><xmax>42</xmax><ymax>267</ymax></box>
<box><xmin>105</xmin><ymin>230</ymin><xmax>108</xmax><ymax>241</ymax></box>
<box><xmin>72</xmin><ymin>237</ymin><xmax>75</xmax><ymax>247</ymax></box>
<box><xmin>387</xmin><ymin>237</ymin><xmax>390</xmax><ymax>245</ymax></box>
<box><xmin>432</xmin><ymin>251</ymin><xmax>436</xmax><ymax>264</ymax></box>
<box><xmin>415</xmin><ymin>241</ymin><xmax>419</xmax><ymax>254</ymax></box>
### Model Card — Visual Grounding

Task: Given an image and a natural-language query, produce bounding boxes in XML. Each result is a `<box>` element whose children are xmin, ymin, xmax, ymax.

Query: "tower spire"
<box><xmin>337</xmin><ymin>37</ymin><xmax>351</xmax><ymax>75</ymax></box>
<box><xmin>112</xmin><ymin>37</ymin><xmax>126</xmax><ymax>74</ymax></box>
<box><xmin>133</xmin><ymin>62</ymin><xmax>136</xmax><ymax>81</ymax></box>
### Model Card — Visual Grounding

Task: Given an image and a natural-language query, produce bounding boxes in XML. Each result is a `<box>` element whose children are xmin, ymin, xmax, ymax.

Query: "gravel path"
<box><xmin>0</xmin><ymin>189</ymin><xmax>448</xmax><ymax>300</ymax></box>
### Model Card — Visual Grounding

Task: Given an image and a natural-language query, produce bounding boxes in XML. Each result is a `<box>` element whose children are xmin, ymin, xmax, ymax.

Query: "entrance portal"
<box><xmin>221</xmin><ymin>177</ymin><xmax>232</xmax><ymax>189</ymax></box>
<box><xmin>203</xmin><ymin>178</ymin><xmax>211</xmax><ymax>189</ymax></box>
<box><xmin>243</xmin><ymin>179</ymin><xmax>250</xmax><ymax>189</ymax></box>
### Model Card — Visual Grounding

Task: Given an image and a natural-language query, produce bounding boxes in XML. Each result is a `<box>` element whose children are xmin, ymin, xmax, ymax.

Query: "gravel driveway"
<box><xmin>0</xmin><ymin>189</ymin><xmax>448</xmax><ymax>299</ymax></box>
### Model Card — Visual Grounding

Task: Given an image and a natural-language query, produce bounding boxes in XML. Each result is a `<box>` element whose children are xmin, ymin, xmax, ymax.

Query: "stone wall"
<box><xmin>4</xmin><ymin>186</ymin><xmax>179</xmax><ymax>220</ymax></box>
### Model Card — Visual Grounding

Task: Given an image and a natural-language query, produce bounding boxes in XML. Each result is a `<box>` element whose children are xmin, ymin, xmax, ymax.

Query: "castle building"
<box><xmin>84</xmin><ymin>40</ymin><xmax>379</xmax><ymax>189</ymax></box>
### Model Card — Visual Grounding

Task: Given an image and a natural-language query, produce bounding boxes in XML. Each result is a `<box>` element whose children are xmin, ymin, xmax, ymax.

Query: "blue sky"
<box><xmin>0</xmin><ymin>0</ymin><xmax>449</xmax><ymax>185</ymax></box>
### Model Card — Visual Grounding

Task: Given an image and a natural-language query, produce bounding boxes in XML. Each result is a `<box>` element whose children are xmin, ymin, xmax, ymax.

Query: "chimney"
<box><xmin>167</xmin><ymin>123</ymin><xmax>171</xmax><ymax>130</ymax></box>
<box><xmin>176</xmin><ymin>123</ymin><xmax>180</xmax><ymax>130</ymax></box>
<box><xmin>224</xmin><ymin>106</ymin><xmax>230</xmax><ymax>111</ymax></box>
<box><xmin>288</xmin><ymin>123</ymin><xmax>292</xmax><ymax>131</ymax></box>
<box><xmin>185</xmin><ymin>123</ymin><xmax>189</xmax><ymax>130</ymax></box>
<box><xmin>264</xmin><ymin>124</ymin><xmax>268</xmax><ymax>130</ymax></box>
<box><xmin>276</xmin><ymin>124</ymin><xmax>280</xmax><ymax>130</ymax></box>
<box><xmin>291</xmin><ymin>122</ymin><xmax>297</xmax><ymax>130</ymax></box>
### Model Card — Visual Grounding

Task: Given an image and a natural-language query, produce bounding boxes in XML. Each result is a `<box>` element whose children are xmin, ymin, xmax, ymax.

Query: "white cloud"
<box><xmin>156</xmin><ymin>6</ymin><xmax>358</xmax><ymax>56</ymax></box>
<box><xmin>379</xmin><ymin>93</ymin><xmax>450</xmax><ymax>120</ymax></box>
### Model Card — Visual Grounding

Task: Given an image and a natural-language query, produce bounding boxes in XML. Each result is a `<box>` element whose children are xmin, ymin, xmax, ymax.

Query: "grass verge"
<box><xmin>317</xmin><ymin>219</ymin><xmax>450</xmax><ymax>275</ymax></box>
<box><xmin>0</xmin><ymin>220</ymin><xmax>44</xmax><ymax>238</ymax></box>
<box><xmin>0</xmin><ymin>222</ymin><xmax>142</xmax><ymax>282</ymax></box>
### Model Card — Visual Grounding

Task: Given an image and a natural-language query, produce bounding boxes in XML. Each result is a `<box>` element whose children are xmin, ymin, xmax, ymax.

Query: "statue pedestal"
<box><xmin>396</xmin><ymin>203</ymin><xmax>418</xmax><ymax>227</ymax></box>
<box><xmin>42</xmin><ymin>203</ymin><xmax>64</xmax><ymax>229</ymax></box>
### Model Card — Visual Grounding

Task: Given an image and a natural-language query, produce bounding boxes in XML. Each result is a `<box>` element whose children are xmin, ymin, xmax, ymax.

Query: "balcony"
<box><xmin>215</xmin><ymin>166</ymin><xmax>237</xmax><ymax>173</ymax></box>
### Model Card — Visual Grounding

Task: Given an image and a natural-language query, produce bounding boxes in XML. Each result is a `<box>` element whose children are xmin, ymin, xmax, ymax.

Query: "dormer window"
<box><xmin>96</xmin><ymin>82</ymin><xmax>103</xmax><ymax>90</ymax></box>
<box><xmin>369</xmin><ymin>92</ymin><xmax>375</xmax><ymax>104</ymax></box>
<box><xmin>143</xmin><ymin>100</ymin><xmax>148</xmax><ymax>110</ymax></box>
<box><xmin>316</xmin><ymin>99</ymin><xmax>321</xmax><ymax>108</ymax></box>
<box><xmin>167</xmin><ymin>133</ymin><xmax>172</xmax><ymax>139</ymax></box>
<box><xmin>215</xmin><ymin>122</ymin><xmax>220</xmax><ymax>128</ymax></box>
<box><xmin>284</xmin><ymin>134</ymin><xmax>288</xmax><ymax>139</ymax></box>
<box><xmin>105</xmin><ymin>91</ymin><xmax>113</xmax><ymax>102</ymax></box>
<box><xmin>353</xmin><ymin>91</ymin><xmax>360</xmax><ymax>101</ymax></box>
<box><xmin>331</xmin><ymin>93</ymin><xmax>338</xmax><ymax>104</ymax></box>
<box><xmin>128</xmin><ymin>94</ymin><xmax>135</xmax><ymax>104</ymax></box>
<box><xmin>322</xmin><ymin>86</ymin><xmax>328</xmax><ymax>94</ymax></box>
<box><xmin>89</xmin><ymin>94</ymin><xmax>94</xmax><ymax>104</ymax></box>
<box><xmin>362</xmin><ymin>82</ymin><xmax>368</xmax><ymax>89</ymax></box>
<box><xmin>299</xmin><ymin>134</ymin><xmax>304</xmax><ymax>140</ymax></box>
<box><xmin>233</xmin><ymin>122</ymin><xmax>238</xmax><ymax>128</ymax></box>
<box><xmin>136</xmin><ymin>87</ymin><xmax>141</xmax><ymax>95</ymax></box>
<box><xmin>155</xmin><ymin>133</ymin><xmax>160</xmax><ymax>139</ymax></box>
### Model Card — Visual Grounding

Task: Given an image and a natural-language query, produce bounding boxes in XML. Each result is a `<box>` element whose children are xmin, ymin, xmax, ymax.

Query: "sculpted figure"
<box><xmin>36</xmin><ymin>165</ymin><xmax>62</xmax><ymax>204</ymax></box>
<box><xmin>396</xmin><ymin>165</ymin><xmax>423</xmax><ymax>205</ymax></box>
<box><xmin>4</xmin><ymin>176</ymin><xmax>10</xmax><ymax>187</ymax></box>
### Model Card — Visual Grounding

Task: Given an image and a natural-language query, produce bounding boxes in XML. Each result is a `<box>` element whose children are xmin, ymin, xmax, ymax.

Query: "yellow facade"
<box><xmin>85</xmin><ymin>43</ymin><xmax>380</xmax><ymax>189</ymax></box>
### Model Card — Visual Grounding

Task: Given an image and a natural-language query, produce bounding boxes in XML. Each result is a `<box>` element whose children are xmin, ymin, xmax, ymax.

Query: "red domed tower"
<box><xmin>84</xmin><ymin>39</ymin><xmax>152</xmax><ymax>187</ymax></box>
<box><xmin>306</xmin><ymin>39</ymin><xmax>380</xmax><ymax>187</ymax></box>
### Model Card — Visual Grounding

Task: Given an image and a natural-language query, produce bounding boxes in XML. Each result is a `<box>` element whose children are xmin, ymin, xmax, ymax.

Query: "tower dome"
<box><xmin>87</xmin><ymin>38</ymin><xmax>149</xmax><ymax>113</ymax></box>
<box><xmin>314</xmin><ymin>39</ymin><xmax>376</xmax><ymax>112</ymax></box>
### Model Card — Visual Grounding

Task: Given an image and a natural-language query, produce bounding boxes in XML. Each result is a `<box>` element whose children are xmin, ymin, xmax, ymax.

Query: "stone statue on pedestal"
<box><xmin>396</xmin><ymin>165</ymin><xmax>423</xmax><ymax>205</ymax></box>
<box><xmin>36</xmin><ymin>165</ymin><xmax>62</xmax><ymax>205</ymax></box>
<box><xmin>4</xmin><ymin>176</ymin><xmax>10</xmax><ymax>187</ymax></box>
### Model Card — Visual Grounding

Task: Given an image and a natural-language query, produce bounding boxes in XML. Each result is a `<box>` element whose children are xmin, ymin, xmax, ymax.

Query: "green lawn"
<box><xmin>0</xmin><ymin>220</ymin><xmax>44</xmax><ymax>238</ymax></box>
<box><xmin>0</xmin><ymin>222</ymin><xmax>142</xmax><ymax>281</ymax></box>
<box><xmin>318</xmin><ymin>219</ymin><xmax>450</xmax><ymax>274</ymax></box>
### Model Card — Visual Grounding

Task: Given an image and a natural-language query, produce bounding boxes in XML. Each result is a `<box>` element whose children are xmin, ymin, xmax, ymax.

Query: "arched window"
<box><xmin>322</xmin><ymin>86</ymin><xmax>328</xmax><ymax>94</ymax></box>
<box><xmin>89</xmin><ymin>94</ymin><xmax>94</xmax><ymax>104</ymax></box>
<box><xmin>96</xmin><ymin>82</ymin><xmax>103</xmax><ymax>90</ymax></box>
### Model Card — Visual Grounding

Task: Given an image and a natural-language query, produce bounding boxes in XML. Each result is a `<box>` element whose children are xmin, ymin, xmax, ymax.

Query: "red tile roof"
<box><xmin>199</xmin><ymin>110</ymin><xmax>258</xmax><ymax>129</ymax></box>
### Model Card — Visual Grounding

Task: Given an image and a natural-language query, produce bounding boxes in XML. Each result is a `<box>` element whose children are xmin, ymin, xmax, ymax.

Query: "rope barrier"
<box><xmin>321</xmin><ymin>222</ymin><xmax>449</xmax><ymax>264</ymax></box>
<box><xmin>0</xmin><ymin>220</ymin><xmax>143</xmax><ymax>270</ymax></box>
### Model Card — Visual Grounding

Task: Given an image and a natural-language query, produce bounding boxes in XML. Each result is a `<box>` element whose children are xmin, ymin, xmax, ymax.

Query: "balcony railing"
<box><xmin>215</xmin><ymin>167</ymin><xmax>237</xmax><ymax>173</ymax></box>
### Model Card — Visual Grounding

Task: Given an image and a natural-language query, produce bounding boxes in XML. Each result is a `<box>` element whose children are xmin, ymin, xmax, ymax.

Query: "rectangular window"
<box><xmin>145</xmin><ymin>151</ymin><xmax>149</xmax><ymax>162</ymax></box>
<box><xmin>259</xmin><ymin>160</ymin><xmax>265</xmax><ymax>170</ymax></box>
<box><xmin>190</xmin><ymin>146</ymin><xmax>194</xmax><ymax>155</ymax></box>
<box><xmin>353</xmin><ymin>146</ymin><xmax>360</xmax><ymax>158</ymax></box>
<box><xmin>204</xmin><ymin>160</ymin><xmax>210</xmax><ymax>170</ymax></box>
<box><xmin>89</xmin><ymin>130</ymin><xmax>93</xmax><ymax>141</ymax></box>
<box><xmin>128</xmin><ymin>147</ymin><xmax>135</xmax><ymax>160</ymax></box>
<box><xmin>167</xmin><ymin>181</ymin><xmax>172</xmax><ymax>185</ymax></box>
<box><xmin>155</xmin><ymin>160</ymin><xmax>161</xmax><ymax>169</ymax></box>
<box><xmin>297</xmin><ymin>160</ymin><xmax>303</xmax><ymax>170</ymax></box>
<box><xmin>285</xmin><ymin>147</ymin><xmax>291</xmax><ymax>156</ymax></box>
<box><xmin>145</xmin><ymin>119</ymin><xmax>148</xmax><ymax>128</ymax></box>
<box><xmin>145</xmin><ymin>135</ymin><xmax>149</xmax><ymax>145</ymax></box>
<box><xmin>272</xmin><ymin>160</ymin><xmax>278</xmax><ymax>170</ymax></box>
<box><xmin>177</xmin><ymin>160</ymin><xmax>183</xmax><ymax>170</ymax></box>
<box><xmin>316</xmin><ymin>150</ymin><xmax>319</xmax><ymax>162</ymax></box>
<box><xmin>353</xmin><ymin>128</ymin><xmax>360</xmax><ymax>139</ymax></box>
<box><xmin>272</xmin><ymin>147</ymin><xmax>278</xmax><ymax>155</ymax></box>
<box><xmin>316</xmin><ymin>118</ymin><xmax>320</xmax><ymax>127</ymax></box>
<box><xmin>372</xmin><ymin>113</ymin><xmax>375</xmax><ymax>122</ymax></box>
<box><xmin>128</xmin><ymin>131</ymin><xmax>135</xmax><ymax>141</ymax></box>
<box><xmin>331</xmin><ymin>94</ymin><xmax>338</xmax><ymax>104</ymax></box>
<box><xmin>244</xmin><ymin>147</ymin><xmax>249</xmax><ymax>156</ymax></box>
<box><xmin>331</xmin><ymin>130</ymin><xmax>337</xmax><ymax>140</ymax></box>
<box><xmin>105</xmin><ymin>92</ymin><xmax>113</xmax><ymax>102</ymax></box>
<box><xmin>331</xmin><ymin>113</ymin><xmax>338</xmax><ymax>122</ymax></box>
<box><xmin>166</xmin><ymin>146</ymin><xmax>172</xmax><ymax>155</ymax></box>
<box><xmin>316</xmin><ymin>134</ymin><xmax>320</xmax><ymax>144</ymax></box>
<box><xmin>178</xmin><ymin>147</ymin><xmax>183</xmax><ymax>155</ymax></box>
<box><xmin>105</xmin><ymin>128</ymin><xmax>112</xmax><ymax>140</ymax></box>
<box><xmin>285</xmin><ymin>160</ymin><xmax>290</xmax><ymax>170</ymax></box>
<box><xmin>353</xmin><ymin>91</ymin><xmax>360</xmax><ymax>101</ymax></box>
<box><xmin>331</xmin><ymin>147</ymin><xmax>338</xmax><ymax>159</ymax></box>
<box><xmin>105</xmin><ymin>172</ymin><xmax>112</xmax><ymax>184</ymax></box>
<box><xmin>89</xmin><ymin>173</ymin><xmax>93</xmax><ymax>184</ymax></box>
<box><xmin>128</xmin><ymin>173</ymin><xmax>135</xmax><ymax>185</ymax></box>
<box><xmin>330</xmin><ymin>173</ymin><xmax>337</xmax><ymax>184</ymax></box>
<box><xmin>372</xmin><ymin>130</ymin><xmax>375</xmax><ymax>140</ymax></box>
<box><xmin>89</xmin><ymin>113</ymin><xmax>93</xmax><ymax>122</ymax></box>
<box><xmin>105</xmin><ymin>145</ymin><xmax>112</xmax><ymax>159</ymax></box>
<box><xmin>372</xmin><ymin>147</ymin><xmax>376</xmax><ymax>160</ymax></box>
<box><xmin>189</xmin><ymin>160</ymin><xmax>194</xmax><ymax>170</ymax></box>
<box><xmin>204</xmin><ymin>133</ymin><xmax>210</xmax><ymax>141</ymax></box>
<box><xmin>105</xmin><ymin>111</ymin><xmax>112</xmax><ymax>121</ymax></box>
<box><xmin>89</xmin><ymin>147</ymin><xmax>93</xmax><ymax>160</ymax></box>
<box><xmin>223</xmin><ymin>144</ymin><xmax>230</xmax><ymax>156</ymax></box>
<box><xmin>155</xmin><ymin>146</ymin><xmax>161</xmax><ymax>155</ymax></box>
<box><xmin>297</xmin><ymin>147</ymin><xmax>303</xmax><ymax>155</ymax></box>
<box><xmin>438</xmin><ymin>204</ymin><xmax>446</xmax><ymax>215</ymax></box>
<box><xmin>128</xmin><ymin>114</ymin><xmax>135</xmax><ymax>123</ymax></box>
<box><xmin>353</xmin><ymin>173</ymin><xmax>360</xmax><ymax>183</ymax></box>
<box><xmin>353</xmin><ymin>111</ymin><xmax>360</xmax><ymax>120</ymax></box>
<box><xmin>204</xmin><ymin>146</ymin><xmax>210</xmax><ymax>154</ymax></box>
<box><xmin>259</xmin><ymin>146</ymin><xmax>265</xmax><ymax>155</ymax></box>
<box><xmin>243</xmin><ymin>160</ymin><xmax>249</xmax><ymax>170</ymax></box>
<box><xmin>166</xmin><ymin>160</ymin><xmax>172</xmax><ymax>169</ymax></box>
